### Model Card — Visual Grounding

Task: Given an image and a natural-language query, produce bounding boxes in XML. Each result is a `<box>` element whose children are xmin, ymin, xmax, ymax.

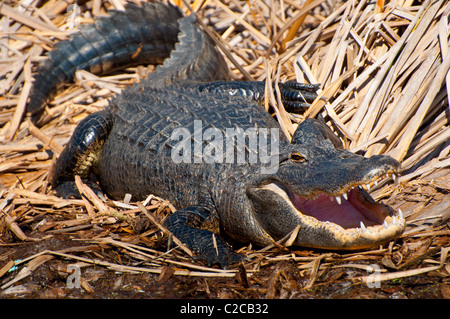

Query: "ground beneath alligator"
<box><xmin>0</xmin><ymin>178</ymin><xmax>448</xmax><ymax>299</ymax></box>
<box><xmin>1</xmin><ymin>0</ymin><xmax>449</xmax><ymax>299</ymax></box>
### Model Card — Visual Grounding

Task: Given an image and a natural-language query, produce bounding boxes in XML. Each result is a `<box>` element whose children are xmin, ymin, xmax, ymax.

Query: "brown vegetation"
<box><xmin>0</xmin><ymin>0</ymin><xmax>449</xmax><ymax>298</ymax></box>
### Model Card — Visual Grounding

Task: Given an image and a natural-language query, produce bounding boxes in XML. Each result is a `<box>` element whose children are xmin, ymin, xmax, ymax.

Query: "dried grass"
<box><xmin>0</xmin><ymin>0</ymin><xmax>449</xmax><ymax>298</ymax></box>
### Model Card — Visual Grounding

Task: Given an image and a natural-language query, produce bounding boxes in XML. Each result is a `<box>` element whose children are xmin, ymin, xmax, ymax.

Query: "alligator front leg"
<box><xmin>164</xmin><ymin>205</ymin><xmax>242</xmax><ymax>268</ymax></box>
<box><xmin>52</xmin><ymin>110</ymin><xmax>113</xmax><ymax>198</ymax></box>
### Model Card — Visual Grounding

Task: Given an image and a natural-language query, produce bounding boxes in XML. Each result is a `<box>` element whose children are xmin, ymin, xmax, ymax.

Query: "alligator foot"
<box><xmin>193</xmin><ymin>80</ymin><xmax>318</xmax><ymax>112</ymax></box>
<box><xmin>51</xmin><ymin>110</ymin><xmax>113</xmax><ymax>196</ymax></box>
<box><xmin>278</xmin><ymin>81</ymin><xmax>319</xmax><ymax>112</ymax></box>
<box><xmin>53</xmin><ymin>181</ymin><xmax>82</xmax><ymax>199</ymax></box>
<box><xmin>53</xmin><ymin>179</ymin><xmax>104</xmax><ymax>199</ymax></box>
<box><xmin>164</xmin><ymin>205</ymin><xmax>242</xmax><ymax>268</ymax></box>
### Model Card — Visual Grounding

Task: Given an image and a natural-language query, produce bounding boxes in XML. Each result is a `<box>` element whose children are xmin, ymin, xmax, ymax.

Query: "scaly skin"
<box><xmin>27</xmin><ymin>2</ymin><xmax>230</xmax><ymax>122</ymax></box>
<box><xmin>36</xmin><ymin>3</ymin><xmax>404</xmax><ymax>268</ymax></box>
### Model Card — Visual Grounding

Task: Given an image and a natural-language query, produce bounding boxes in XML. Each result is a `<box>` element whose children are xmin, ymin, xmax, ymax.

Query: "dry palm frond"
<box><xmin>0</xmin><ymin>0</ymin><xmax>448</xmax><ymax>298</ymax></box>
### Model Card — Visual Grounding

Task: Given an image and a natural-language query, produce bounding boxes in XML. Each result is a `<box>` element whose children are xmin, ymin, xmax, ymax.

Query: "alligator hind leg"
<box><xmin>164</xmin><ymin>205</ymin><xmax>242</xmax><ymax>268</ymax></box>
<box><xmin>52</xmin><ymin>110</ymin><xmax>113</xmax><ymax>198</ymax></box>
<box><xmin>279</xmin><ymin>81</ymin><xmax>320</xmax><ymax>111</ymax></box>
<box><xmin>193</xmin><ymin>81</ymin><xmax>319</xmax><ymax>112</ymax></box>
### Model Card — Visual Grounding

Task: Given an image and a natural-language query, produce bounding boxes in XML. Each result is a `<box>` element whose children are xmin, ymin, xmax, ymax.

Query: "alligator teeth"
<box><xmin>360</xmin><ymin>221</ymin><xmax>367</xmax><ymax>232</ymax></box>
<box><xmin>335</xmin><ymin>196</ymin><xmax>342</xmax><ymax>205</ymax></box>
<box><xmin>379</xmin><ymin>210</ymin><xmax>405</xmax><ymax>230</ymax></box>
<box><xmin>356</xmin><ymin>172</ymin><xmax>399</xmax><ymax>193</ymax></box>
<box><xmin>342</xmin><ymin>193</ymin><xmax>348</xmax><ymax>200</ymax></box>
<box><xmin>392</xmin><ymin>216</ymin><xmax>398</xmax><ymax>226</ymax></box>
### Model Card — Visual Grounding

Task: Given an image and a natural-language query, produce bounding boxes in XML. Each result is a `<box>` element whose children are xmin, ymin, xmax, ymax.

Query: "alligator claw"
<box><xmin>282</xmin><ymin>100</ymin><xmax>312</xmax><ymax>110</ymax></box>
<box><xmin>280</xmin><ymin>81</ymin><xmax>319</xmax><ymax>92</ymax></box>
<box><xmin>278</xmin><ymin>81</ymin><xmax>319</xmax><ymax>112</ymax></box>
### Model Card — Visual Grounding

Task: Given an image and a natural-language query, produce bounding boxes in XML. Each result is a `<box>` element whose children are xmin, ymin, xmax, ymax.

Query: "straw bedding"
<box><xmin>0</xmin><ymin>0</ymin><xmax>449</xmax><ymax>298</ymax></box>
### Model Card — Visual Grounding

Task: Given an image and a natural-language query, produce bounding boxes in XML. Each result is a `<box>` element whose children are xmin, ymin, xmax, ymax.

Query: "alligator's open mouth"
<box><xmin>259</xmin><ymin>170</ymin><xmax>405</xmax><ymax>249</ymax></box>
<box><xmin>288</xmin><ymin>173</ymin><xmax>403</xmax><ymax>230</ymax></box>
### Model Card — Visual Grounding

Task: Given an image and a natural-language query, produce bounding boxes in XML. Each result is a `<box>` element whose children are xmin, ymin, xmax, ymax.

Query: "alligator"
<box><xmin>28</xmin><ymin>2</ymin><xmax>405</xmax><ymax>267</ymax></box>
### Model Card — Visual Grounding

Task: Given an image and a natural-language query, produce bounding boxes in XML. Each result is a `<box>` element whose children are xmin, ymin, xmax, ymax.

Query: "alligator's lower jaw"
<box><xmin>262</xmin><ymin>183</ymin><xmax>405</xmax><ymax>250</ymax></box>
<box><xmin>294</xmin><ymin>209</ymin><xmax>406</xmax><ymax>250</ymax></box>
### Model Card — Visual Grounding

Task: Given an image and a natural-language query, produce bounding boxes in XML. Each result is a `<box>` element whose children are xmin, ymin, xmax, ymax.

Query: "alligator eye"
<box><xmin>290</xmin><ymin>152</ymin><xmax>306</xmax><ymax>162</ymax></box>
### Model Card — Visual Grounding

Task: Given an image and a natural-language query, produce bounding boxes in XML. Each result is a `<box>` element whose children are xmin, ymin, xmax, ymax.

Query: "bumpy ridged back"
<box><xmin>99</xmin><ymin>85</ymin><xmax>281</xmax><ymax>201</ymax></box>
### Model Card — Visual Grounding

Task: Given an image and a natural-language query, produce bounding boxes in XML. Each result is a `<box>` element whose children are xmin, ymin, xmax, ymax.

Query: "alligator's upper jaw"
<box><xmin>256</xmin><ymin>172</ymin><xmax>405</xmax><ymax>250</ymax></box>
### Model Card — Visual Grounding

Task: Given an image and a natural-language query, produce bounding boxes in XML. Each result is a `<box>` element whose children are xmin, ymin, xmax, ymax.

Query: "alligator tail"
<box><xmin>145</xmin><ymin>14</ymin><xmax>231</xmax><ymax>88</ymax></box>
<box><xmin>27</xmin><ymin>2</ymin><xmax>184</xmax><ymax>120</ymax></box>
